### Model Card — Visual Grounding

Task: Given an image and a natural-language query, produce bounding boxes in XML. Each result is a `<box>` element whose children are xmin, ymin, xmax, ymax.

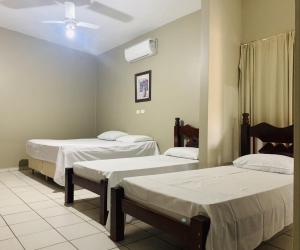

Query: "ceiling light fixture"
<box><xmin>65</xmin><ymin>22</ymin><xmax>76</xmax><ymax>39</ymax></box>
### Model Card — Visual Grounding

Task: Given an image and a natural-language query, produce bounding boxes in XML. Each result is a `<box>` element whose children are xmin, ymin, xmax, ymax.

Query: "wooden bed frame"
<box><xmin>110</xmin><ymin>113</ymin><xmax>294</xmax><ymax>250</ymax></box>
<box><xmin>65</xmin><ymin>117</ymin><xmax>199</xmax><ymax>225</ymax></box>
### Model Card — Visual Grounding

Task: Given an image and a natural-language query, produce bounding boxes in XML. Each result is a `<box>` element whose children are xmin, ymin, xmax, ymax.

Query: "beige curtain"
<box><xmin>239</xmin><ymin>32</ymin><xmax>295</xmax><ymax>126</ymax></box>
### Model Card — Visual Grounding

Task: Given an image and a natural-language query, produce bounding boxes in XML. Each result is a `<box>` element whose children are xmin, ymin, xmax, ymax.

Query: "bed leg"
<box><xmin>99</xmin><ymin>179</ymin><xmax>108</xmax><ymax>225</ymax></box>
<box><xmin>110</xmin><ymin>186</ymin><xmax>125</xmax><ymax>242</ymax></box>
<box><xmin>65</xmin><ymin>168</ymin><xmax>74</xmax><ymax>204</ymax></box>
<box><xmin>189</xmin><ymin>216</ymin><xmax>210</xmax><ymax>250</ymax></box>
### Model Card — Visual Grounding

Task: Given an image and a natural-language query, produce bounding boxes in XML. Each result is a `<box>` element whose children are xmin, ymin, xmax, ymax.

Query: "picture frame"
<box><xmin>135</xmin><ymin>70</ymin><xmax>151</xmax><ymax>103</ymax></box>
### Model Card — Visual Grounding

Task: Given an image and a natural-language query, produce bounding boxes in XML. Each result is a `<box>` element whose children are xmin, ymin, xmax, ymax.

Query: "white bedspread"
<box><xmin>75</xmin><ymin>155</ymin><xmax>198</xmax><ymax>212</ymax></box>
<box><xmin>122</xmin><ymin>166</ymin><xmax>293</xmax><ymax>250</ymax></box>
<box><xmin>55</xmin><ymin>141</ymin><xmax>159</xmax><ymax>186</ymax></box>
<box><xmin>26</xmin><ymin>139</ymin><xmax>159</xmax><ymax>186</ymax></box>
<box><xmin>26</xmin><ymin>139</ymin><xmax>111</xmax><ymax>163</ymax></box>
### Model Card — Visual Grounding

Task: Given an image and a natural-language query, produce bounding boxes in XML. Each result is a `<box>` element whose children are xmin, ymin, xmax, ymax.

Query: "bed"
<box><xmin>26</xmin><ymin>136</ymin><xmax>159</xmax><ymax>185</ymax></box>
<box><xmin>110</xmin><ymin>113</ymin><xmax>294</xmax><ymax>250</ymax></box>
<box><xmin>65</xmin><ymin>117</ymin><xmax>200</xmax><ymax>225</ymax></box>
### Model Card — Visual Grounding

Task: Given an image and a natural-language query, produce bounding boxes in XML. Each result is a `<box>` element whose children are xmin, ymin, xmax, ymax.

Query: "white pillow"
<box><xmin>116</xmin><ymin>135</ymin><xmax>153</xmax><ymax>143</ymax></box>
<box><xmin>97</xmin><ymin>131</ymin><xmax>128</xmax><ymax>141</ymax></box>
<box><xmin>233</xmin><ymin>154</ymin><xmax>294</xmax><ymax>175</ymax></box>
<box><xmin>164</xmin><ymin>147</ymin><xmax>199</xmax><ymax>160</ymax></box>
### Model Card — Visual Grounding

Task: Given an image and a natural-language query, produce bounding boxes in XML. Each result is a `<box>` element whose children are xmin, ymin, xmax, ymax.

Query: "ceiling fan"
<box><xmin>42</xmin><ymin>1</ymin><xmax>99</xmax><ymax>39</ymax></box>
<box><xmin>0</xmin><ymin>0</ymin><xmax>133</xmax><ymax>25</ymax></box>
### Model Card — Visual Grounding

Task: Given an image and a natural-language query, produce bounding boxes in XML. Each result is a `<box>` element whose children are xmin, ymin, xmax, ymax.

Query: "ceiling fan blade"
<box><xmin>65</xmin><ymin>1</ymin><xmax>75</xmax><ymax>19</ymax></box>
<box><xmin>42</xmin><ymin>20</ymin><xmax>65</xmax><ymax>24</ymax></box>
<box><xmin>77</xmin><ymin>21</ymin><xmax>99</xmax><ymax>29</ymax></box>
<box><xmin>0</xmin><ymin>0</ymin><xmax>55</xmax><ymax>9</ymax></box>
<box><xmin>88</xmin><ymin>1</ymin><xmax>132</xmax><ymax>23</ymax></box>
<box><xmin>56</xmin><ymin>0</ymin><xmax>91</xmax><ymax>7</ymax></box>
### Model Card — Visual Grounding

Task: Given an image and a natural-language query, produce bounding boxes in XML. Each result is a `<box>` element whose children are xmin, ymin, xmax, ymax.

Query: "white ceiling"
<box><xmin>0</xmin><ymin>0</ymin><xmax>201</xmax><ymax>56</ymax></box>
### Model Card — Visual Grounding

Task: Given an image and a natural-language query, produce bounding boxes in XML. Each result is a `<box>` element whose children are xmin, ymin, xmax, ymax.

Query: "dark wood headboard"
<box><xmin>241</xmin><ymin>113</ymin><xmax>293</xmax><ymax>157</ymax></box>
<box><xmin>174</xmin><ymin>118</ymin><xmax>199</xmax><ymax>148</ymax></box>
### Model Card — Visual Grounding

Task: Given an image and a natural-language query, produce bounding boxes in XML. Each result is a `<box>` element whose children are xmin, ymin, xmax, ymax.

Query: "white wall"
<box><xmin>97</xmin><ymin>11</ymin><xmax>201</xmax><ymax>152</ymax></box>
<box><xmin>0</xmin><ymin>28</ymin><xmax>98</xmax><ymax>168</ymax></box>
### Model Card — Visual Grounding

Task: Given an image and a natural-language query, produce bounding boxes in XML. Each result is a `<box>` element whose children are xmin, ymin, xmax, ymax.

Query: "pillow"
<box><xmin>97</xmin><ymin>131</ymin><xmax>128</xmax><ymax>141</ymax></box>
<box><xmin>233</xmin><ymin>154</ymin><xmax>294</xmax><ymax>175</ymax></box>
<box><xmin>164</xmin><ymin>147</ymin><xmax>199</xmax><ymax>160</ymax></box>
<box><xmin>116</xmin><ymin>135</ymin><xmax>153</xmax><ymax>143</ymax></box>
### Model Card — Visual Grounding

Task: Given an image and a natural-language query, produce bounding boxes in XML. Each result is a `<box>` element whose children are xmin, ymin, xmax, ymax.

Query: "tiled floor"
<box><xmin>0</xmin><ymin>168</ymin><xmax>294</xmax><ymax>250</ymax></box>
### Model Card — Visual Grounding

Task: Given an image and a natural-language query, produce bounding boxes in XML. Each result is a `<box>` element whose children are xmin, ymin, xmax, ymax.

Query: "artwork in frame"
<box><xmin>135</xmin><ymin>70</ymin><xmax>151</xmax><ymax>103</ymax></box>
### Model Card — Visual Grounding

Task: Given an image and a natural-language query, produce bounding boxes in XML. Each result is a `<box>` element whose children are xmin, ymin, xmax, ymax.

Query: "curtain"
<box><xmin>239</xmin><ymin>32</ymin><xmax>295</xmax><ymax>126</ymax></box>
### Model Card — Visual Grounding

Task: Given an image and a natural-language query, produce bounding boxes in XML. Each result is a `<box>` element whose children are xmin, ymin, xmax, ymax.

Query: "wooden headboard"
<box><xmin>241</xmin><ymin>113</ymin><xmax>293</xmax><ymax>157</ymax></box>
<box><xmin>174</xmin><ymin>118</ymin><xmax>199</xmax><ymax>148</ymax></box>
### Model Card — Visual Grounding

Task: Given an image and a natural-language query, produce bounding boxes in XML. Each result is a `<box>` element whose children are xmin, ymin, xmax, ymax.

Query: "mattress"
<box><xmin>26</xmin><ymin>139</ymin><xmax>160</xmax><ymax>186</ymax></box>
<box><xmin>121</xmin><ymin>166</ymin><xmax>293</xmax><ymax>250</ymax></box>
<box><xmin>75</xmin><ymin>155</ymin><xmax>199</xmax><ymax>229</ymax></box>
<box><xmin>55</xmin><ymin>140</ymin><xmax>159</xmax><ymax>186</ymax></box>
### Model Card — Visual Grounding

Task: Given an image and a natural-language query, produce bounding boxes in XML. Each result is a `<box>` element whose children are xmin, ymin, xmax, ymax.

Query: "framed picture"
<box><xmin>135</xmin><ymin>70</ymin><xmax>151</xmax><ymax>103</ymax></box>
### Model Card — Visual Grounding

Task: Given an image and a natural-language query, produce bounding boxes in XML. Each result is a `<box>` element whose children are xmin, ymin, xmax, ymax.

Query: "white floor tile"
<box><xmin>36</xmin><ymin>206</ymin><xmax>70</xmax><ymax>218</ymax></box>
<box><xmin>71</xmin><ymin>233</ymin><xmax>118</xmax><ymax>250</ymax></box>
<box><xmin>87</xmin><ymin>220</ymin><xmax>106</xmax><ymax>232</ymax></box>
<box><xmin>0</xmin><ymin>204</ymin><xmax>31</xmax><ymax>216</ymax></box>
<box><xmin>0</xmin><ymin>226</ymin><xmax>14</xmax><ymax>241</ymax></box>
<box><xmin>28</xmin><ymin>200</ymin><xmax>59</xmax><ymax>210</ymax></box>
<box><xmin>0</xmin><ymin>216</ymin><xmax>7</xmax><ymax>227</ymax></box>
<box><xmin>71</xmin><ymin>201</ymin><xmax>97</xmax><ymax>211</ymax></box>
<box><xmin>45</xmin><ymin>213</ymin><xmax>84</xmax><ymax>228</ymax></box>
<box><xmin>19</xmin><ymin>191</ymin><xmax>49</xmax><ymax>203</ymax></box>
<box><xmin>18</xmin><ymin>229</ymin><xmax>65</xmax><ymax>250</ymax></box>
<box><xmin>41</xmin><ymin>241</ymin><xmax>77</xmax><ymax>250</ymax></box>
<box><xmin>0</xmin><ymin>237</ymin><xmax>24</xmax><ymax>250</ymax></box>
<box><xmin>56</xmin><ymin>222</ymin><xmax>99</xmax><ymax>240</ymax></box>
<box><xmin>10</xmin><ymin>219</ymin><xmax>52</xmax><ymax>237</ymax></box>
<box><xmin>3</xmin><ymin>211</ymin><xmax>41</xmax><ymax>225</ymax></box>
<box><xmin>126</xmin><ymin>237</ymin><xmax>180</xmax><ymax>250</ymax></box>
<box><xmin>0</xmin><ymin>197</ymin><xmax>24</xmax><ymax>208</ymax></box>
<box><xmin>121</xmin><ymin>224</ymin><xmax>151</xmax><ymax>245</ymax></box>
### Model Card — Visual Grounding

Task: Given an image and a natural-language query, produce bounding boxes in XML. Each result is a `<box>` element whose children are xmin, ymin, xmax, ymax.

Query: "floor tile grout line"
<box><xmin>12</xmin><ymin>171</ymin><xmax>170</xmax><ymax>250</ymax></box>
<box><xmin>11</xmin><ymin>170</ymin><xmax>117</xmax><ymax>249</ymax></box>
<box><xmin>3</xmin><ymin>171</ymin><xmax>82</xmax><ymax>250</ymax></box>
<box><xmin>0</xmin><ymin>178</ymin><xmax>26</xmax><ymax>249</ymax></box>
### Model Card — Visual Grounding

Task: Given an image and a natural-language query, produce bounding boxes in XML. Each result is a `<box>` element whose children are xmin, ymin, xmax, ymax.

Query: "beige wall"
<box><xmin>199</xmin><ymin>0</ymin><xmax>242</xmax><ymax>167</ymax></box>
<box><xmin>0</xmin><ymin>28</ymin><xmax>98</xmax><ymax>168</ymax></box>
<box><xmin>97</xmin><ymin>11</ymin><xmax>201</xmax><ymax>153</ymax></box>
<box><xmin>294</xmin><ymin>0</ymin><xmax>299</xmax><ymax>247</ymax></box>
<box><xmin>242</xmin><ymin>0</ymin><xmax>295</xmax><ymax>43</ymax></box>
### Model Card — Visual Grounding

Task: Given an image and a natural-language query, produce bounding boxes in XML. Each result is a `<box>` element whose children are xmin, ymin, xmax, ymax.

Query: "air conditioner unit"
<box><xmin>124</xmin><ymin>39</ymin><xmax>157</xmax><ymax>63</ymax></box>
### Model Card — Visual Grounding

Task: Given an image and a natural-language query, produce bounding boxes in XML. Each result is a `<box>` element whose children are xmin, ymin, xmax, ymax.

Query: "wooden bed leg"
<box><xmin>65</xmin><ymin>168</ymin><xmax>74</xmax><ymax>204</ymax></box>
<box><xmin>99</xmin><ymin>179</ymin><xmax>108</xmax><ymax>225</ymax></box>
<box><xmin>189</xmin><ymin>216</ymin><xmax>210</xmax><ymax>250</ymax></box>
<box><xmin>110</xmin><ymin>187</ymin><xmax>125</xmax><ymax>242</ymax></box>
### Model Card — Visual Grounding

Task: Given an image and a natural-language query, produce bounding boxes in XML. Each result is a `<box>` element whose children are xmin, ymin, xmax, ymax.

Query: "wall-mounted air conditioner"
<box><xmin>124</xmin><ymin>38</ymin><xmax>157</xmax><ymax>63</ymax></box>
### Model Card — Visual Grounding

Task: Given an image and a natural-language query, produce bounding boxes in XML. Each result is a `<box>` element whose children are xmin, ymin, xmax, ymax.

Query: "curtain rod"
<box><xmin>241</xmin><ymin>30</ymin><xmax>295</xmax><ymax>46</ymax></box>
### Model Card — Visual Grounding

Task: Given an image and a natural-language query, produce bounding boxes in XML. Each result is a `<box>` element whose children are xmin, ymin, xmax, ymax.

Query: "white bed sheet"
<box><xmin>26</xmin><ymin>139</ymin><xmax>159</xmax><ymax>186</ymax></box>
<box><xmin>122</xmin><ymin>166</ymin><xmax>293</xmax><ymax>250</ymax></box>
<box><xmin>74</xmin><ymin>155</ymin><xmax>199</xmax><ymax>229</ymax></box>
<box><xmin>55</xmin><ymin>141</ymin><xmax>159</xmax><ymax>186</ymax></box>
<box><xmin>26</xmin><ymin>139</ymin><xmax>117</xmax><ymax>163</ymax></box>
